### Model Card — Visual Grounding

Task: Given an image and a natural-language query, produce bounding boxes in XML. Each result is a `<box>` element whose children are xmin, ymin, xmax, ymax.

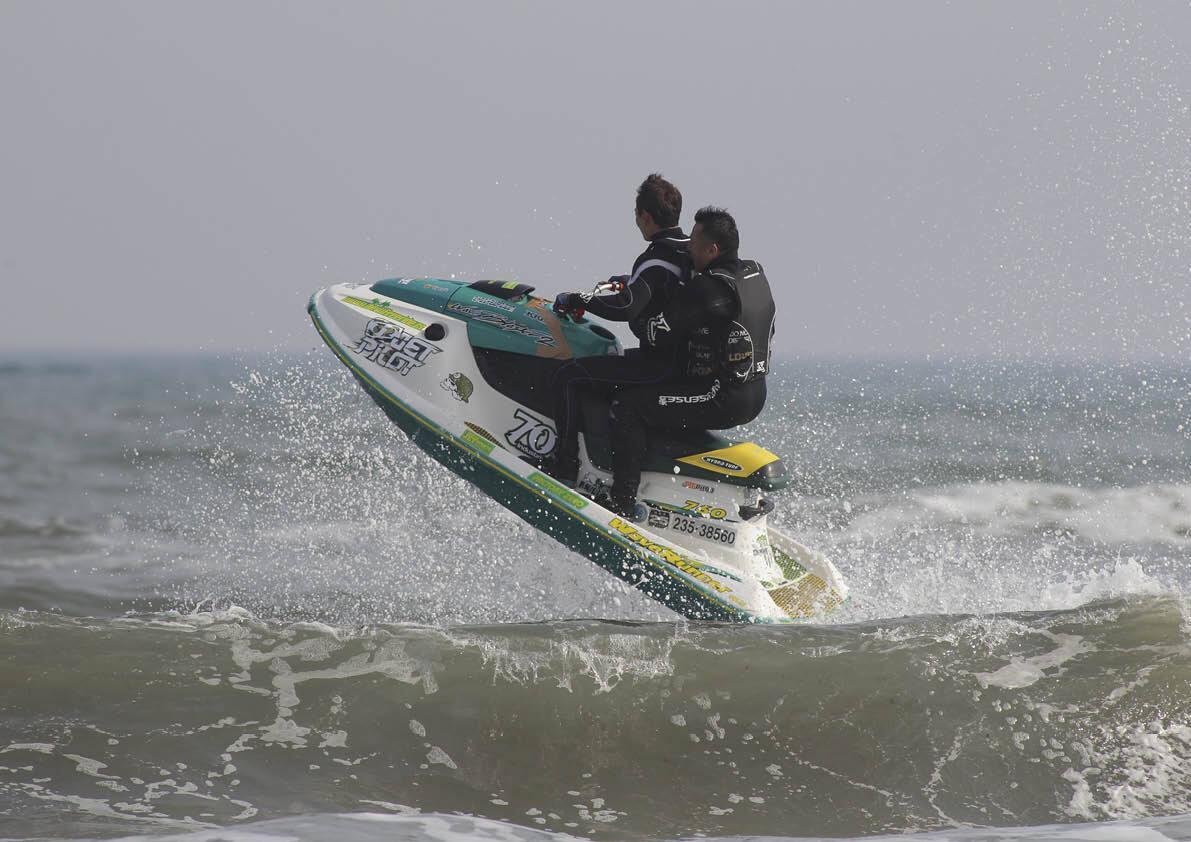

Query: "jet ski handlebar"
<box><xmin>552</xmin><ymin>277</ymin><xmax>627</xmax><ymax>321</ymax></box>
<box><xmin>592</xmin><ymin>276</ymin><xmax>627</xmax><ymax>295</ymax></box>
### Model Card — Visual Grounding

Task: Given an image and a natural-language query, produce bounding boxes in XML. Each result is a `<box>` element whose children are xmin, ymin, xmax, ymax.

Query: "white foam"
<box><xmin>1064</xmin><ymin>720</ymin><xmax>1191</xmax><ymax>822</ymax></box>
<box><xmin>975</xmin><ymin>632</ymin><xmax>1090</xmax><ymax>690</ymax></box>
<box><xmin>832</xmin><ymin>541</ymin><xmax>1176</xmax><ymax>623</ymax></box>
<box><xmin>62</xmin><ymin>753</ymin><xmax>119</xmax><ymax>779</ymax></box>
<box><xmin>848</xmin><ymin>481</ymin><xmax>1191</xmax><ymax>548</ymax></box>
<box><xmin>63</xmin><ymin>809</ymin><xmax>1191</xmax><ymax>841</ymax></box>
<box><xmin>357</xmin><ymin>799</ymin><xmax>421</xmax><ymax>815</ymax></box>
<box><xmin>13</xmin><ymin>782</ymin><xmax>206</xmax><ymax>831</ymax></box>
<box><xmin>425</xmin><ymin>746</ymin><xmax>457</xmax><ymax>770</ymax></box>
<box><xmin>2</xmin><ymin>742</ymin><xmax>55</xmax><ymax>754</ymax></box>
<box><xmin>451</xmin><ymin>626</ymin><xmax>685</xmax><ymax>693</ymax></box>
<box><xmin>318</xmin><ymin>730</ymin><xmax>347</xmax><ymax>748</ymax></box>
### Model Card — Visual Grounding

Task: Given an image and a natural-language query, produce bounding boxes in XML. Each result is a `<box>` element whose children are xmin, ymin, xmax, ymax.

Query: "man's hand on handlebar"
<box><xmin>552</xmin><ymin>292</ymin><xmax>585</xmax><ymax>319</ymax></box>
<box><xmin>554</xmin><ymin>276</ymin><xmax>629</xmax><ymax>320</ymax></box>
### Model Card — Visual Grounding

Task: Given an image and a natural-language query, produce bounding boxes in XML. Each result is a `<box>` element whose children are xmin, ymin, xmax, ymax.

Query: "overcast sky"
<box><xmin>1</xmin><ymin>1</ymin><xmax>1188</xmax><ymax>360</ymax></box>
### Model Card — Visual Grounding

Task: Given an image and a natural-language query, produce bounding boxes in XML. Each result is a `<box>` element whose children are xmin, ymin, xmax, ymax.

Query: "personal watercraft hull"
<box><xmin>308</xmin><ymin>280</ymin><xmax>847</xmax><ymax>623</ymax></box>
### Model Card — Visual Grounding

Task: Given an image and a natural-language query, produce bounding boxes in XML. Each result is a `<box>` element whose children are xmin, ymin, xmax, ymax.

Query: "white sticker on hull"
<box><xmin>647</xmin><ymin>505</ymin><xmax>737</xmax><ymax>545</ymax></box>
<box><xmin>353</xmin><ymin>318</ymin><xmax>440</xmax><ymax>375</ymax></box>
<box><xmin>505</xmin><ymin>409</ymin><xmax>557</xmax><ymax>457</ymax></box>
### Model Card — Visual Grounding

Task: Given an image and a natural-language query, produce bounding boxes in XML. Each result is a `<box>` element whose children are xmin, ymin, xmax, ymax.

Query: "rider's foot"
<box><xmin>597</xmin><ymin>489</ymin><xmax>644</xmax><ymax>522</ymax></box>
<box><xmin>541</xmin><ymin>452</ymin><xmax>580</xmax><ymax>487</ymax></box>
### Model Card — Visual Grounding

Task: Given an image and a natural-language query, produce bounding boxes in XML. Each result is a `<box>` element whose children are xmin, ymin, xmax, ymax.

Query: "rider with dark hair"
<box><xmin>633</xmin><ymin>174</ymin><xmax>682</xmax><ymax>231</ymax></box>
<box><xmin>546</xmin><ymin>174</ymin><xmax>691</xmax><ymax>486</ymax></box>
<box><xmin>600</xmin><ymin>206</ymin><xmax>776</xmax><ymax>516</ymax></box>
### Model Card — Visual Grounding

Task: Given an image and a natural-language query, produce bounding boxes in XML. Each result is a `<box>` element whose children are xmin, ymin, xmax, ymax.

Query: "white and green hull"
<box><xmin>309</xmin><ymin>281</ymin><xmax>847</xmax><ymax>623</ymax></box>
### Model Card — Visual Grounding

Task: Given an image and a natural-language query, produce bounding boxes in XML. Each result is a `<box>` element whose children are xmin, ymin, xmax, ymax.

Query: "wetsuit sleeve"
<box><xmin>582</xmin><ymin>275</ymin><xmax>653</xmax><ymax>322</ymax></box>
<box><xmin>641</xmin><ymin>274</ymin><xmax>735</xmax><ymax>348</ymax></box>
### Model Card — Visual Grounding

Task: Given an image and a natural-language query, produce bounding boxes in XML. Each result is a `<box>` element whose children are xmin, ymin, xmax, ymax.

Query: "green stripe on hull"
<box><xmin>307</xmin><ymin>295</ymin><xmax>754</xmax><ymax>623</ymax></box>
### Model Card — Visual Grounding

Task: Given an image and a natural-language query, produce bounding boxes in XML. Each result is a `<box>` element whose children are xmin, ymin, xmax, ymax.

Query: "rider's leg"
<box><xmin>608</xmin><ymin>377</ymin><xmax>768</xmax><ymax>509</ymax></box>
<box><xmin>608</xmin><ymin>377</ymin><xmax>731</xmax><ymax>508</ymax></box>
<box><xmin>547</xmin><ymin>350</ymin><xmax>675</xmax><ymax>483</ymax></box>
<box><xmin>547</xmin><ymin>359</ymin><xmax>592</xmax><ymax>479</ymax></box>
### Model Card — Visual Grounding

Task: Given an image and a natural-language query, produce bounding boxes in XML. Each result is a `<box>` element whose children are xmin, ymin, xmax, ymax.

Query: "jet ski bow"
<box><xmin>308</xmin><ymin>277</ymin><xmax>848</xmax><ymax>623</ymax></box>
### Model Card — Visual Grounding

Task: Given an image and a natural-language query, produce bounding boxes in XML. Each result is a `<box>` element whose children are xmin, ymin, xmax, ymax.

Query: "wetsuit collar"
<box><xmin>706</xmin><ymin>253</ymin><xmax>742</xmax><ymax>273</ymax></box>
<box><xmin>651</xmin><ymin>226</ymin><xmax>687</xmax><ymax>242</ymax></box>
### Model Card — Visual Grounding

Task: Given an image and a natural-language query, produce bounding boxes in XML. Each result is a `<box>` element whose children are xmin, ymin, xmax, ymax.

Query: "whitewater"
<box><xmin>1</xmin><ymin>353</ymin><xmax>1188</xmax><ymax>841</ymax></box>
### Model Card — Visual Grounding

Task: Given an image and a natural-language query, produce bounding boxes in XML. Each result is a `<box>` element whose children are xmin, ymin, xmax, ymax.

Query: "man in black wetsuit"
<box><xmin>602</xmin><ymin>206</ymin><xmax>776</xmax><ymax>516</ymax></box>
<box><xmin>546</xmin><ymin>174</ymin><xmax>691</xmax><ymax>485</ymax></box>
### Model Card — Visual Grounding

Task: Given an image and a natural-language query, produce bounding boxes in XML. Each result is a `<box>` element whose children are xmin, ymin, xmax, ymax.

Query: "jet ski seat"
<box><xmin>577</xmin><ymin>393</ymin><xmax>788</xmax><ymax>491</ymax></box>
<box><xmin>467</xmin><ymin>349</ymin><xmax>789</xmax><ymax>491</ymax></box>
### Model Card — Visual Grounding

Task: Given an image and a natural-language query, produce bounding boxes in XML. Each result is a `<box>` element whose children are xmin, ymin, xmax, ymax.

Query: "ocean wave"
<box><xmin>0</xmin><ymin>514</ymin><xmax>93</xmax><ymax>540</ymax></box>
<box><xmin>102</xmin><ymin>359</ymin><xmax>1187</xmax><ymax>628</ymax></box>
<box><xmin>1</xmin><ymin>597</ymin><xmax>1189</xmax><ymax>839</ymax></box>
<box><xmin>842</xmin><ymin>481</ymin><xmax>1191</xmax><ymax>547</ymax></box>
<box><xmin>13</xmin><ymin>808</ymin><xmax>1191</xmax><ymax>842</ymax></box>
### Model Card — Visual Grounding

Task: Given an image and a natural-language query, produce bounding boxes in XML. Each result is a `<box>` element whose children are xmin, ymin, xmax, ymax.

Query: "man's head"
<box><xmin>634</xmin><ymin>174</ymin><xmax>682</xmax><ymax>239</ymax></box>
<box><xmin>689</xmin><ymin>206</ymin><xmax>739</xmax><ymax>271</ymax></box>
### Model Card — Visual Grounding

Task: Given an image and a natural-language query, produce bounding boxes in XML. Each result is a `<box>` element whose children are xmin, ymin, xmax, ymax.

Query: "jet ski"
<box><xmin>307</xmin><ymin>277</ymin><xmax>848</xmax><ymax>623</ymax></box>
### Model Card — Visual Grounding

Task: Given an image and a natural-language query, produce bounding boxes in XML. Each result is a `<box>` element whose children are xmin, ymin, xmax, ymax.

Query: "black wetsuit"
<box><xmin>608</xmin><ymin>254</ymin><xmax>776</xmax><ymax>504</ymax></box>
<box><xmin>548</xmin><ymin>228</ymin><xmax>691</xmax><ymax>474</ymax></box>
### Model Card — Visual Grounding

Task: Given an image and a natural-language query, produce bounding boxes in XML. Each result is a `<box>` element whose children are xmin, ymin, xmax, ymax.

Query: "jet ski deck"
<box><xmin>308</xmin><ymin>278</ymin><xmax>847</xmax><ymax>623</ymax></box>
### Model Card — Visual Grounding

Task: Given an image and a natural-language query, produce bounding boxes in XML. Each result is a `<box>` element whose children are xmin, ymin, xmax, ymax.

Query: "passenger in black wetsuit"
<box><xmin>604</xmin><ymin>206</ymin><xmax>776</xmax><ymax>516</ymax></box>
<box><xmin>546</xmin><ymin>174</ymin><xmax>691</xmax><ymax>484</ymax></box>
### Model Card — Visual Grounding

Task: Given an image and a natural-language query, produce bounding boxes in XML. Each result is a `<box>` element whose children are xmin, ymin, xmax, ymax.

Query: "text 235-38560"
<box><xmin>671</xmin><ymin>518</ymin><xmax>736</xmax><ymax>545</ymax></box>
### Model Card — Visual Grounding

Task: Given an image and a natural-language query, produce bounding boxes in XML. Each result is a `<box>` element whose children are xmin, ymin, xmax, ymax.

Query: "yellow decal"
<box><xmin>676</xmin><ymin>442</ymin><xmax>779</xmax><ymax>478</ymax></box>
<box><xmin>608</xmin><ymin>518</ymin><xmax>730</xmax><ymax>594</ymax></box>
<box><xmin>768</xmin><ymin>574</ymin><xmax>844</xmax><ymax>619</ymax></box>
<box><xmin>682</xmin><ymin>500</ymin><xmax>728</xmax><ymax>520</ymax></box>
<box><xmin>528</xmin><ymin>472</ymin><xmax>589</xmax><ymax>510</ymax></box>
<box><xmin>461</xmin><ymin>429</ymin><xmax>495</xmax><ymax>454</ymax></box>
<box><xmin>464</xmin><ymin>422</ymin><xmax>502</xmax><ymax>448</ymax></box>
<box><xmin>342</xmin><ymin>295</ymin><xmax>428</xmax><ymax>332</ymax></box>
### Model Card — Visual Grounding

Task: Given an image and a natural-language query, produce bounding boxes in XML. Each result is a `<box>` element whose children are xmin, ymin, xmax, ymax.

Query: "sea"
<box><xmin>1</xmin><ymin>351</ymin><xmax>1189</xmax><ymax>842</ymax></box>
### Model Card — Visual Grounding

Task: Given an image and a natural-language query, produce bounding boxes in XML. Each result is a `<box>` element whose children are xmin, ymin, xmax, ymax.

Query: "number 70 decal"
<box><xmin>504</xmin><ymin>409</ymin><xmax>557</xmax><ymax>456</ymax></box>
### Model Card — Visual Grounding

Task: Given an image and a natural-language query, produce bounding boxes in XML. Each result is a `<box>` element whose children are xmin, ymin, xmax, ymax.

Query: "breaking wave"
<box><xmin>2</xmin><ymin>595</ymin><xmax>1189</xmax><ymax>839</ymax></box>
<box><xmin>843</xmin><ymin>481</ymin><xmax>1191</xmax><ymax>548</ymax></box>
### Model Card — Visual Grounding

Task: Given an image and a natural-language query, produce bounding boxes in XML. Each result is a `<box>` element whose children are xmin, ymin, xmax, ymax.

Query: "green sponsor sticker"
<box><xmin>528</xmin><ymin>472</ymin><xmax>588</xmax><ymax>510</ymax></box>
<box><xmin>341</xmin><ymin>295</ymin><xmax>428</xmax><ymax>331</ymax></box>
<box><xmin>461</xmin><ymin>429</ymin><xmax>495</xmax><ymax>454</ymax></box>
